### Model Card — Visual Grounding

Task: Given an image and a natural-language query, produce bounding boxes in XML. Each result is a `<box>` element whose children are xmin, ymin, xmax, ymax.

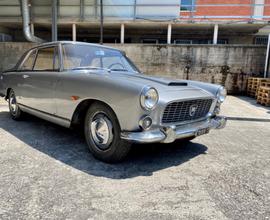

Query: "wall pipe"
<box><xmin>100</xmin><ymin>0</ymin><xmax>104</xmax><ymax>44</ymax></box>
<box><xmin>264</xmin><ymin>33</ymin><xmax>270</xmax><ymax>78</ymax></box>
<box><xmin>51</xmin><ymin>0</ymin><xmax>58</xmax><ymax>41</ymax></box>
<box><xmin>20</xmin><ymin>0</ymin><xmax>44</xmax><ymax>43</ymax></box>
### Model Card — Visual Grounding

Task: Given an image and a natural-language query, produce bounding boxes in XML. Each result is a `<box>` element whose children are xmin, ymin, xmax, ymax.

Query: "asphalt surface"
<box><xmin>0</xmin><ymin>96</ymin><xmax>269</xmax><ymax>220</ymax></box>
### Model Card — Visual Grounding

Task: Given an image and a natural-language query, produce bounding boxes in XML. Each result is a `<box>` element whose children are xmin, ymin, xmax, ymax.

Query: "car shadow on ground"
<box><xmin>235</xmin><ymin>95</ymin><xmax>270</xmax><ymax>113</ymax></box>
<box><xmin>227</xmin><ymin>116</ymin><xmax>270</xmax><ymax>122</ymax></box>
<box><xmin>0</xmin><ymin>111</ymin><xmax>208</xmax><ymax>179</ymax></box>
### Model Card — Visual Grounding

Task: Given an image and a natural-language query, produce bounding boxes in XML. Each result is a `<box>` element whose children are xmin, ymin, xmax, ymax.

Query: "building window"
<box><xmin>254</xmin><ymin>37</ymin><xmax>268</xmax><ymax>45</ymax></box>
<box><xmin>174</xmin><ymin>39</ymin><xmax>193</xmax><ymax>44</ymax></box>
<box><xmin>173</xmin><ymin>39</ymin><xmax>228</xmax><ymax>45</ymax></box>
<box><xmin>141</xmin><ymin>39</ymin><xmax>159</xmax><ymax>44</ymax></box>
<box><xmin>180</xmin><ymin>0</ymin><xmax>196</xmax><ymax>11</ymax></box>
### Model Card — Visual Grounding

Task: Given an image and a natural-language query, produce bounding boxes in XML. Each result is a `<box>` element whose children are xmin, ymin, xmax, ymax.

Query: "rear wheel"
<box><xmin>84</xmin><ymin>102</ymin><xmax>131</xmax><ymax>163</ymax></box>
<box><xmin>8</xmin><ymin>89</ymin><xmax>23</xmax><ymax>120</ymax></box>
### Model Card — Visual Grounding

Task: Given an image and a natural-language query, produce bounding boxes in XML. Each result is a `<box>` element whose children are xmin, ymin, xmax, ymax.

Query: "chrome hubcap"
<box><xmin>9</xmin><ymin>92</ymin><xmax>17</xmax><ymax>114</ymax></box>
<box><xmin>90</xmin><ymin>113</ymin><xmax>113</xmax><ymax>150</ymax></box>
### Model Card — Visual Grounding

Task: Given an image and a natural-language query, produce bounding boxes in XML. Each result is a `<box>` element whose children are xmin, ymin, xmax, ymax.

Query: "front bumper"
<box><xmin>121</xmin><ymin>116</ymin><xmax>227</xmax><ymax>144</ymax></box>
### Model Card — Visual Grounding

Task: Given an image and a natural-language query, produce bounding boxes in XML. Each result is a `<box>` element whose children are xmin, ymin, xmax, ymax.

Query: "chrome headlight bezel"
<box><xmin>140</xmin><ymin>86</ymin><xmax>159</xmax><ymax>111</ymax></box>
<box><xmin>217</xmin><ymin>86</ymin><xmax>227</xmax><ymax>103</ymax></box>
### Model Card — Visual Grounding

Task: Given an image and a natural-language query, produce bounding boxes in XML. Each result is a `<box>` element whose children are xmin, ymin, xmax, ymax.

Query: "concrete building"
<box><xmin>0</xmin><ymin>0</ymin><xmax>270</xmax><ymax>45</ymax></box>
<box><xmin>0</xmin><ymin>0</ymin><xmax>269</xmax><ymax>94</ymax></box>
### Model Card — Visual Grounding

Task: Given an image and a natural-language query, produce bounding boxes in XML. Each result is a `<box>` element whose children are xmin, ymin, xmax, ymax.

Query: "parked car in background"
<box><xmin>0</xmin><ymin>41</ymin><xmax>227</xmax><ymax>163</ymax></box>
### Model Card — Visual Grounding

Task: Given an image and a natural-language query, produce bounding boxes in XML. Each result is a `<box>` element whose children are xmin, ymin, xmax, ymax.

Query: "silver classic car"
<box><xmin>0</xmin><ymin>41</ymin><xmax>227</xmax><ymax>163</ymax></box>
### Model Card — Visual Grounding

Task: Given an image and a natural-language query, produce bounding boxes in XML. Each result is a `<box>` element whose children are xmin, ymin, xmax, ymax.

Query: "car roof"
<box><xmin>31</xmin><ymin>41</ymin><xmax>122</xmax><ymax>52</ymax></box>
<box><xmin>12</xmin><ymin>41</ymin><xmax>125</xmax><ymax>71</ymax></box>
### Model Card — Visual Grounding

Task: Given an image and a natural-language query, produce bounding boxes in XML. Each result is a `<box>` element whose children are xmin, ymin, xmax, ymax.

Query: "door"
<box><xmin>20</xmin><ymin>46</ymin><xmax>60</xmax><ymax>115</ymax></box>
<box><xmin>14</xmin><ymin>49</ymin><xmax>37</xmax><ymax>104</ymax></box>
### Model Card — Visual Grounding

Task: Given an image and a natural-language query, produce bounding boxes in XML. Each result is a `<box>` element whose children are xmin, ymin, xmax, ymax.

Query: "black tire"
<box><xmin>8</xmin><ymin>89</ymin><xmax>23</xmax><ymax>120</ymax></box>
<box><xmin>84</xmin><ymin>102</ymin><xmax>131</xmax><ymax>163</ymax></box>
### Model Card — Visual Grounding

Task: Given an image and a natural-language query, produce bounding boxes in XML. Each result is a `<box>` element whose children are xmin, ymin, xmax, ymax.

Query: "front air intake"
<box><xmin>162</xmin><ymin>99</ymin><xmax>213</xmax><ymax>124</ymax></box>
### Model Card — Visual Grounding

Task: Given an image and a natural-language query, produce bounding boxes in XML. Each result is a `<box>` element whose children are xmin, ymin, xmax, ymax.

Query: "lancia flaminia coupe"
<box><xmin>0</xmin><ymin>41</ymin><xmax>227</xmax><ymax>163</ymax></box>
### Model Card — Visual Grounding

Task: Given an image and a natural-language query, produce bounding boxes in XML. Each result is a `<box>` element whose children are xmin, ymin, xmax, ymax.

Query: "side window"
<box><xmin>20</xmin><ymin>50</ymin><xmax>36</xmax><ymax>71</ymax></box>
<box><xmin>89</xmin><ymin>58</ymin><xmax>101</xmax><ymax>68</ymax></box>
<box><xmin>102</xmin><ymin>57</ymin><xmax>124</xmax><ymax>69</ymax></box>
<box><xmin>33</xmin><ymin>47</ymin><xmax>59</xmax><ymax>71</ymax></box>
<box><xmin>62</xmin><ymin>45</ymin><xmax>81</xmax><ymax>69</ymax></box>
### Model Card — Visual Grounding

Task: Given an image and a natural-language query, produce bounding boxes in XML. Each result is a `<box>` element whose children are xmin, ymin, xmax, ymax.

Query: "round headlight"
<box><xmin>140</xmin><ymin>87</ymin><xmax>159</xmax><ymax>110</ymax></box>
<box><xmin>217</xmin><ymin>86</ymin><xmax>227</xmax><ymax>103</ymax></box>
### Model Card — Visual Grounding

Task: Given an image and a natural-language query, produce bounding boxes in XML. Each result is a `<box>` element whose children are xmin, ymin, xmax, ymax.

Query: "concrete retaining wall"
<box><xmin>0</xmin><ymin>42</ymin><xmax>267</xmax><ymax>94</ymax></box>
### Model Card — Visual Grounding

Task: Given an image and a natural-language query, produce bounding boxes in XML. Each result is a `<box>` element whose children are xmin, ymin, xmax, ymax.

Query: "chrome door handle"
<box><xmin>23</xmin><ymin>74</ymin><xmax>30</xmax><ymax>79</ymax></box>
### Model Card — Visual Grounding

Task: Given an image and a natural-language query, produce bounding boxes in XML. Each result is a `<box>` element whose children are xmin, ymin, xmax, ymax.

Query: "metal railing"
<box><xmin>0</xmin><ymin>1</ymin><xmax>270</xmax><ymax>22</ymax></box>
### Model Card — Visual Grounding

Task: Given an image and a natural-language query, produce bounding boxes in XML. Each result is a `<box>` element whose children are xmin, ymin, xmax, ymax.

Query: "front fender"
<box><xmin>56</xmin><ymin>71</ymin><xmax>147</xmax><ymax>131</ymax></box>
<box><xmin>0</xmin><ymin>73</ymin><xmax>5</xmax><ymax>97</ymax></box>
<box><xmin>184</xmin><ymin>80</ymin><xmax>221</xmax><ymax>97</ymax></box>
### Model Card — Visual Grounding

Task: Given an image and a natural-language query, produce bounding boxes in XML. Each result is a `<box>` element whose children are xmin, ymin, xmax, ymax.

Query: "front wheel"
<box><xmin>84</xmin><ymin>102</ymin><xmax>131</xmax><ymax>163</ymax></box>
<box><xmin>8</xmin><ymin>89</ymin><xmax>23</xmax><ymax>120</ymax></box>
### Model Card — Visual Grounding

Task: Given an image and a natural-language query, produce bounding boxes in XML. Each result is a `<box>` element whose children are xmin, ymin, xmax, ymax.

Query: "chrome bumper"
<box><xmin>121</xmin><ymin>116</ymin><xmax>227</xmax><ymax>144</ymax></box>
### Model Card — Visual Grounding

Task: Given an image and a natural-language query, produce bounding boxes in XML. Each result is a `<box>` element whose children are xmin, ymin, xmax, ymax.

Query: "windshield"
<box><xmin>62</xmin><ymin>44</ymin><xmax>140</xmax><ymax>73</ymax></box>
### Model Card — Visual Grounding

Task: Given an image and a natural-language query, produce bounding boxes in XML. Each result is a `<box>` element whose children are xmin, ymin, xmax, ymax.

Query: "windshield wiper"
<box><xmin>71</xmin><ymin>66</ymin><xmax>110</xmax><ymax>71</ymax></box>
<box><xmin>109</xmin><ymin>68</ymin><xmax>128</xmax><ymax>72</ymax></box>
<box><xmin>71</xmin><ymin>66</ymin><xmax>129</xmax><ymax>72</ymax></box>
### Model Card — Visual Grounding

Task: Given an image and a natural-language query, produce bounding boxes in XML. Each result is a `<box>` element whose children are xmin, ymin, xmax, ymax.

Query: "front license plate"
<box><xmin>195</xmin><ymin>128</ymin><xmax>210</xmax><ymax>136</ymax></box>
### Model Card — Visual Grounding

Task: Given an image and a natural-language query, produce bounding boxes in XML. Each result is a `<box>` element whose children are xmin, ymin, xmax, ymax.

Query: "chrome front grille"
<box><xmin>162</xmin><ymin>99</ymin><xmax>213</xmax><ymax>124</ymax></box>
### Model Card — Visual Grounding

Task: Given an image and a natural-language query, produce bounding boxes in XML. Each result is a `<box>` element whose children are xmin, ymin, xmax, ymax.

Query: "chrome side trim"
<box><xmin>19</xmin><ymin>104</ymin><xmax>71</xmax><ymax>128</ymax></box>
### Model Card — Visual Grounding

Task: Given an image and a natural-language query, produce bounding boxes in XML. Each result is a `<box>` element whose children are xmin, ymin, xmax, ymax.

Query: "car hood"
<box><xmin>104</xmin><ymin>72</ymin><xmax>218</xmax><ymax>103</ymax></box>
<box><xmin>109</xmin><ymin>72</ymin><xmax>214</xmax><ymax>96</ymax></box>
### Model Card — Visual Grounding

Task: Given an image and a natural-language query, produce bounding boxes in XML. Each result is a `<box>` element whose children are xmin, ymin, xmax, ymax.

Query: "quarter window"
<box><xmin>33</xmin><ymin>47</ymin><xmax>59</xmax><ymax>71</ymax></box>
<box><xmin>20</xmin><ymin>50</ymin><xmax>36</xmax><ymax>71</ymax></box>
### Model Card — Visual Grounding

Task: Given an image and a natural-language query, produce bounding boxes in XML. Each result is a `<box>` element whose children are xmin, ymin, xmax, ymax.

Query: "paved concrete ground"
<box><xmin>0</xmin><ymin>96</ymin><xmax>269</xmax><ymax>220</ymax></box>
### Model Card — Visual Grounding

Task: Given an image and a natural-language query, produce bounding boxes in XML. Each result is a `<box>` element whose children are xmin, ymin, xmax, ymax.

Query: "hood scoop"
<box><xmin>168</xmin><ymin>82</ymin><xmax>188</xmax><ymax>86</ymax></box>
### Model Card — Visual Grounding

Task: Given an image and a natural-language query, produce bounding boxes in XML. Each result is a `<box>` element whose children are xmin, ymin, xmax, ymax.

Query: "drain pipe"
<box><xmin>264</xmin><ymin>33</ymin><xmax>270</xmax><ymax>78</ymax></box>
<box><xmin>20</xmin><ymin>0</ymin><xmax>45</xmax><ymax>43</ymax></box>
